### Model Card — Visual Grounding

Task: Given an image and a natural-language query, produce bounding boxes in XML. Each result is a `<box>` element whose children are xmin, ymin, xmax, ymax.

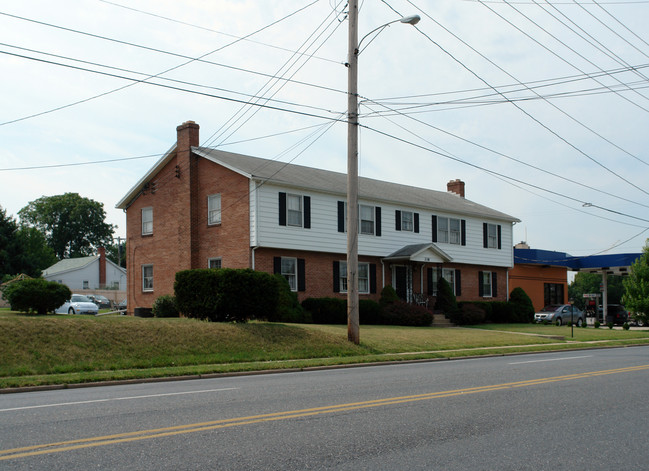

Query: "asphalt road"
<box><xmin>1</xmin><ymin>346</ymin><xmax>648</xmax><ymax>470</ymax></box>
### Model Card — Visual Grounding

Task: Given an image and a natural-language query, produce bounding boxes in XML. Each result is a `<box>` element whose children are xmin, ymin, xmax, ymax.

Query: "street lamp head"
<box><xmin>400</xmin><ymin>14</ymin><xmax>421</xmax><ymax>25</ymax></box>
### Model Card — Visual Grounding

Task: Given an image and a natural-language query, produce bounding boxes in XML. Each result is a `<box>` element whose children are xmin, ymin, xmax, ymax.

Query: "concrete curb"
<box><xmin>2</xmin><ymin>342</ymin><xmax>647</xmax><ymax>395</ymax></box>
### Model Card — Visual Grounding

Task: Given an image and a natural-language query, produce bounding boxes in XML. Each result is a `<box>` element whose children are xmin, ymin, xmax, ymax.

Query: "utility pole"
<box><xmin>347</xmin><ymin>0</ymin><xmax>360</xmax><ymax>344</ymax></box>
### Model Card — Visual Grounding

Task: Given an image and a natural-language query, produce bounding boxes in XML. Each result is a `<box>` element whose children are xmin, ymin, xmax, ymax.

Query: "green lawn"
<box><xmin>1</xmin><ymin>308</ymin><xmax>648</xmax><ymax>389</ymax></box>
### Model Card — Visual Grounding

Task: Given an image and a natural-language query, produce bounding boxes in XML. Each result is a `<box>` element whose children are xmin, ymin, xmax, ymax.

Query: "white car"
<box><xmin>55</xmin><ymin>294</ymin><xmax>99</xmax><ymax>315</ymax></box>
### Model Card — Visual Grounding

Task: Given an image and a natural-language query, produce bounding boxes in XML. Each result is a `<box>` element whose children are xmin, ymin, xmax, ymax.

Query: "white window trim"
<box><xmin>401</xmin><ymin>211</ymin><xmax>413</xmax><ymax>232</ymax></box>
<box><xmin>482</xmin><ymin>271</ymin><xmax>493</xmax><ymax>297</ymax></box>
<box><xmin>141</xmin><ymin>207</ymin><xmax>153</xmax><ymax>235</ymax></box>
<box><xmin>431</xmin><ymin>267</ymin><xmax>455</xmax><ymax>296</ymax></box>
<box><xmin>207</xmin><ymin>194</ymin><xmax>221</xmax><ymax>226</ymax></box>
<box><xmin>438</xmin><ymin>216</ymin><xmax>461</xmax><ymax>245</ymax></box>
<box><xmin>208</xmin><ymin>257</ymin><xmax>222</xmax><ymax>269</ymax></box>
<box><xmin>287</xmin><ymin>194</ymin><xmax>303</xmax><ymax>228</ymax></box>
<box><xmin>281</xmin><ymin>257</ymin><xmax>298</xmax><ymax>292</ymax></box>
<box><xmin>487</xmin><ymin>223</ymin><xmax>498</xmax><ymax>249</ymax></box>
<box><xmin>360</xmin><ymin>204</ymin><xmax>375</xmax><ymax>235</ymax></box>
<box><xmin>339</xmin><ymin>261</ymin><xmax>370</xmax><ymax>294</ymax></box>
<box><xmin>142</xmin><ymin>264</ymin><xmax>153</xmax><ymax>292</ymax></box>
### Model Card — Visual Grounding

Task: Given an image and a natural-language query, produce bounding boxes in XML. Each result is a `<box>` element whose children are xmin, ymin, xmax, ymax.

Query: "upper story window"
<box><xmin>279</xmin><ymin>192</ymin><xmax>310</xmax><ymax>229</ymax></box>
<box><xmin>287</xmin><ymin>194</ymin><xmax>302</xmax><ymax>227</ymax></box>
<box><xmin>141</xmin><ymin>207</ymin><xmax>153</xmax><ymax>235</ymax></box>
<box><xmin>483</xmin><ymin>223</ymin><xmax>501</xmax><ymax>249</ymax></box>
<box><xmin>207</xmin><ymin>194</ymin><xmax>221</xmax><ymax>225</ymax></box>
<box><xmin>360</xmin><ymin>204</ymin><xmax>375</xmax><ymax>235</ymax></box>
<box><xmin>437</xmin><ymin>217</ymin><xmax>461</xmax><ymax>244</ymax></box>
<box><xmin>395</xmin><ymin>210</ymin><xmax>419</xmax><ymax>233</ymax></box>
<box><xmin>208</xmin><ymin>257</ymin><xmax>222</xmax><ymax>269</ymax></box>
<box><xmin>337</xmin><ymin>202</ymin><xmax>381</xmax><ymax>236</ymax></box>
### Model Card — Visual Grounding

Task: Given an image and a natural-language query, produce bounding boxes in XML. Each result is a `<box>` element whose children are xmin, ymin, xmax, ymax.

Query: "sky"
<box><xmin>1</xmin><ymin>0</ymin><xmax>648</xmax><ymax>259</ymax></box>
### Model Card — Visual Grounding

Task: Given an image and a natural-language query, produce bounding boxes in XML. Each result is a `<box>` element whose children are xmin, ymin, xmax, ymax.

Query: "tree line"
<box><xmin>1</xmin><ymin>192</ymin><xmax>122</xmax><ymax>282</ymax></box>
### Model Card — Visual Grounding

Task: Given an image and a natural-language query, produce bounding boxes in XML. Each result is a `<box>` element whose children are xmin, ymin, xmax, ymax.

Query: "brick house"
<box><xmin>116</xmin><ymin>121</ymin><xmax>520</xmax><ymax>315</ymax></box>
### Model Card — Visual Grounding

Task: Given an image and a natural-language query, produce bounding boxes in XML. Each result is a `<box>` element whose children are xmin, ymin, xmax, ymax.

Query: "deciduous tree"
<box><xmin>623</xmin><ymin>241</ymin><xmax>649</xmax><ymax>324</ymax></box>
<box><xmin>18</xmin><ymin>193</ymin><xmax>115</xmax><ymax>259</ymax></box>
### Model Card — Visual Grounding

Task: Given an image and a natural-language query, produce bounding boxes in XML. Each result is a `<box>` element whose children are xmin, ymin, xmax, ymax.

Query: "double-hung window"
<box><xmin>401</xmin><ymin>211</ymin><xmax>413</xmax><ymax>232</ymax></box>
<box><xmin>487</xmin><ymin>224</ymin><xmax>498</xmax><ymax>248</ymax></box>
<box><xmin>437</xmin><ymin>217</ymin><xmax>461</xmax><ymax>244</ymax></box>
<box><xmin>482</xmin><ymin>271</ymin><xmax>492</xmax><ymax>297</ymax></box>
<box><xmin>430</xmin><ymin>267</ymin><xmax>456</xmax><ymax>295</ymax></box>
<box><xmin>208</xmin><ymin>258</ymin><xmax>222</xmax><ymax>269</ymax></box>
<box><xmin>287</xmin><ymin>194</ymin><xmax>302</xmax><ymax>227</ymax></box>
<box><xmin>338</xmin><ymin>261</ymin><xmax>369</xmax><ymax>294</ymax></box>
<box><xmin>142</xmin><ymin>265</ymin><xmax>153</xmax><ymax>292</ymax></box>
<box><xmin>449</xmin><ymin>218</ymin><xmax>461</xmax><ymax>244</ymax></box>
<box><xmin>141</xmin><ymin>207</ymin><xmax>153</xmax><ymax>235</ymax></box>
<box><xmin>281</xmin><ymin>257</ymin><xmax>297</xmax><ymax>291</ymax></box>
<box><xmin>207</xmin><ymin>194</ymin><xmax>221</xmax><ymax>225</ymax></box>
<box><xmin>360</xmin><ymin>204</ymin><xmax>375</xmax><ymax>235</ymax></box>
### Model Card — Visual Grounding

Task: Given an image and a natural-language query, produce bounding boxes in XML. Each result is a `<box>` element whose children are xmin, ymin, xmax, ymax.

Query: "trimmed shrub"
<box><xmin>509</xmin><ymin>287</ymin><xmax>535</xmax><ymax>323</ymax></box>
<box><xmin>594</xmin><ymin>320</ymin><xmax>601</xmax><ymax>329</ymax></box>
<box><xmin>451</xmin><ymin>303</ymin><xmax>487</xmax><ymax>325</ymax></box>
<box><xmin>379</xmin><ymin>300</ymin><xmax>433</xmax><ymax>326</ymax></box>
<box><xmin>607</xmin><ymin>322</ymin><xmax>614</xmax><ymax>329</ymax></box>
<box><xmin>267</xmin><ymin>275</ymin><xmax>308</xmax><ymax>323</ymax></box>
<box><xmin>152</xmin><ymin>295</ymin><xmax>179</xmax><ymax>318</ymax></box>
<box><xmin>434</xmin><ymin>278</ymin><xmax>457</xmax><ymax>314</ymax></box>
<box><xmin>491</xmin><ymin>301</ymin><xmax>517</xmax><ymax>323</ymax></box>
<box><xmin>379</xmin><ymin>285</ymin><xmax>399</xmax><ymax>308</ymax></box>
<box><xmin>360</xmin><ymin>299</ymin><xmax>381</xmax><ymax>325</ymax></box>
<box><xmin>2</xmin><ymin>278</ymin><xmax>71</xmax><ymax>314</ymax></box>
<box><xmin>302</xmin><ymin>297</ymin><xmax>347</xmax><ymax>324</ymax></box>
<box><xmin>174</xmin><ymin>268</ymin><xmax>279</xmax><ymax>322</ymax></box>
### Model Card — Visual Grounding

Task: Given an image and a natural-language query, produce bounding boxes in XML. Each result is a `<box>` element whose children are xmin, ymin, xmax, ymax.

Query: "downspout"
<box><xmin>381</xmin><ymin>260</ymin><xmax>385</xmax><ymax>289</ymax></box>
<box><xmin>252</xmin><ymin>246</ymin><xmax>258</xmax><ymax>270</ymax></box>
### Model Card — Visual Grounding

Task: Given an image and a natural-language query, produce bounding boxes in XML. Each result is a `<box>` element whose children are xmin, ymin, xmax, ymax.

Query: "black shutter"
<box><xmin>497</xmin><ymin>225</ymin><xmax>502</xmax><ymax>250</ymax></box>
<box><xmin>395</xmin><ymin>210</ymin><xmax>401</xmax><ymax>231</ymax></box>
<box><xmin>370</xmin><ymin>264</ymin><xmax>377</xmax><ymax>294</ymax></box>
<box><xmin>414</xmin><ymin>213</ymin><xmax>420</xmax><ymax>233</ymax></box>
<box><xmin>427</xmin><ymin>268</ymin><xmax>433</xmax><ymax>295</ymax></box>
<box><xmin>432</xmin><ymin>216</ymin><xmax>438</xmax><ymax>243</ymax></box>
<box><xmin>483</xmin><ymin>223</ymin><xmax>488</xmax><ymax>248</ymax></box>
<box><xmin>337</xmin><ymin>201</ymin><xmax>345</xmax><ymax>233</ymax></box>
<box><xmin>278</xmin><ymin>193</ymin><xmax>286</xmax><ymax>226</ymax></box>
<box><xmin>461</xmin><ymin>220</ymin><xmax>466</xmax><ymax>246</ymax></box>
<box><xmin>456</xmin><ymin>270</ymin><xmax>462</xmax><ymax>296</ymax></box>
<box><xmin>298</xmin><ymin>258</ymin><xmax>306</xmax><ymax>292</ymax></box>
<box><xmin>375</xmin><ymin>207</ymin><xmax>381</xmax><ymax>236</ymax></box>
<box><xmin>304</xmin><ymin>196</ymin><xmax>311</xmax><ymax>229</ymax></box>
<box><xmin>333</xmin><ymin>261</ymin><xmax>340</xmax><ymax>293</ymax></box>
<box><xmin>478</xmin><ymin>271</ymin><xmax>484</xmax><ymax>297</ymax></box>
<box><xmin>273</xmin><ymin>257</ymin><xmax>282</xmax><ymax>274</ymax></box>
<box><xmin>492</xmin><ymin>272</ymin><xmax>498</xmax><ymax>297</ymax></box>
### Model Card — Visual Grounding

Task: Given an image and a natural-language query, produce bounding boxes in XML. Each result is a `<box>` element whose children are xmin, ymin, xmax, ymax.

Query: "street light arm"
<box><xmin>357</xmin><ymin>15</ymin><xmax>420</xmax><ymax>52</ymax></box>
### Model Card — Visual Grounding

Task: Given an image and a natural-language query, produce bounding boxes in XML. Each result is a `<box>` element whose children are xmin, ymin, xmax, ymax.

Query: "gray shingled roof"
<box><xmin>194</xmin><ymin>147</ymin><xmax>519</xmax><ymax>222</ymax></box>
<box><xmin>42</xmin><ymin>256</ymin><xmax>96</xmax><ymax>277</ymax></box>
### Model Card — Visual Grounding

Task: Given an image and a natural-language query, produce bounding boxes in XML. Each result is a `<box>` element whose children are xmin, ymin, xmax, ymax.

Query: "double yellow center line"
<box><xmin>2</xmin><ymin>364</ymin><xmax>648</xmax><ymax>461</ymax></box>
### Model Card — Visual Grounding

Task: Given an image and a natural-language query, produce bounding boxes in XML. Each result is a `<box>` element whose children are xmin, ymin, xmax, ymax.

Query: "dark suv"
<box><xmin>604</xmin><ymin>304</ymin><xmax>628</xmax><ymax>325</ymax></box>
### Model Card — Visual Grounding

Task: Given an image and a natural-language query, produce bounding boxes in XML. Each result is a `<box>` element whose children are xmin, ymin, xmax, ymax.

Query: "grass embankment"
<box><xmin>1</xmin><ymin>309</ymin><xmax>648</xmax><ymax>389</ymax></box>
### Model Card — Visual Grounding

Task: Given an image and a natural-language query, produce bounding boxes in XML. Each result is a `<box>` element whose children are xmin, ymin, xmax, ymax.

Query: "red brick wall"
<box><xmin>509</xmin><ymin>264</ymin><xmax>568</xmax><ymax>311</ymax></box>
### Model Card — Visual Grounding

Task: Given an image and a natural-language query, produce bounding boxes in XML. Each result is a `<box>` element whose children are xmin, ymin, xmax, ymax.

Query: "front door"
<box><xmin>393</xmin><ymin>265</ymin><xmax>411</xmax><ymax>301</ymax></box>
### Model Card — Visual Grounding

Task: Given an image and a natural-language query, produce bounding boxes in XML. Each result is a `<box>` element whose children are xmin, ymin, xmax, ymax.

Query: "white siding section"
<box><xmin>253</xmin><ymin>183</ymin><xmax>514</xmax><ymax>268</ymax></box>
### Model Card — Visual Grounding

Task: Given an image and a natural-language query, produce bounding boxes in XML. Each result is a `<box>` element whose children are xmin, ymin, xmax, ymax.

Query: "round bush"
<box><xmin>152</xmin><ymin>295</ymin><xmax>179</xmax><ymax>318</ymax></box>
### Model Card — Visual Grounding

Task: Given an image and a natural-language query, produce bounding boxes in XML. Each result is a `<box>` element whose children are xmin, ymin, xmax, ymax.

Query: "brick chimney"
<box><xmin>175</xmin><ymin>121</ymin><xmax>200</xmax><ymax>271</ymax></box>
<box><xmin>447</xmin><ymin>179</ymin><xmax>465</xmax><ymax>198</ymax></box>
<box><xmin>98</xmin><ymin>247</ymin><xmax>106</xmax><ymax>287</ymax></box>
